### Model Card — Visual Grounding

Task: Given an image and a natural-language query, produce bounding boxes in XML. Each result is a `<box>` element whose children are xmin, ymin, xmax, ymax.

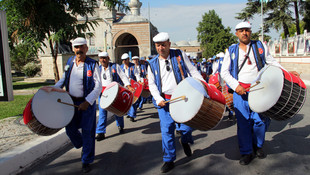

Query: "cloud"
<box><xmin>140</xmin><ymin>3</ymin><xmax>280</xmax><ymax>42</ymax></box>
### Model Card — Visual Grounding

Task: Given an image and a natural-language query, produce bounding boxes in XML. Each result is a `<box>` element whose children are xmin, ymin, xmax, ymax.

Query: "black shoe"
<box><xmin>82</xmin><ymin>163</ymin><xmax>91</xmax><ymax>173</ymax></box>
<box><xmin>176</xmin><ymin>130</ymin><xmax>181</xmax><ymax>136</ymax></box>
<box><xmin>256</xmin><ymin>147</ymin><xmax>266</xmax><ymax>159</ymax></box>
<box><xmin>239</xmin><ymin>154</ymin><xmax>253</xmax><ymax>165</ymax></box>
<box><xmin>95</xmin><ymin>133</ymin><xmax>105</xmax><ymax>141</ymax></box>
<box><xmin>179</xmin><ymin>138</ymin><xmax>192</xmax><ymax>157</ymax></box>
<box><xmin>161</xmin><ymin>161</ymin><xmax>174</xmax><ymax>173</ymax></box>
<box><xmin>139</xmin><ymin>107</ymin><xmax>143</xmax><ymax>110</ymax></box>
<box><xmin>130</xmin><ymin>117</ymin><xmax>136</xmax><ymax>122</ymax></box>
<box><xmin>118</xmin><ymin>126</ymin><xmax>124</xmax><ymax>134</ymax></box>
<box><xmin>126</xmin><ymin>115</ymin><xmax>130</xmax><ymax>118</ymax></box>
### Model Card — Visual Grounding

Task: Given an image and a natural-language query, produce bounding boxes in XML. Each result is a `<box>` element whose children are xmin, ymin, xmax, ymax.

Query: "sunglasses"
<box><xmin>102</xmin><ymin>73</ymin><xmax>107</xmax><ymax>80</ymax></box>
<box><xmin>165</xmin><ymin>60</ymin><xmax>170</xmax><ymax>71</ymax></box>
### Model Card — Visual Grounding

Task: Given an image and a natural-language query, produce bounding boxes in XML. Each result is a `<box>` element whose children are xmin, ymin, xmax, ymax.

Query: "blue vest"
<box><xmin>99</xmin><ymin>63</ymin><xmax>122</xmax><ymax>85</ymax></box>
<box><xmin>62</xmin><ymin>56</ymin><xmax>97</xmax><ymax>97</ymax></box>
<box><xmin>148</xmin><ymin>49</ymin><xmax>189</xmax><ymax>93</ymax></box>
<box><xmin>140</xmin><ymin>63</ymin><xmax>148</xmax><ymax>78</ymax></box>
<box><xmin>192</xmin><ymin>62</ymin><xmax>201</xmax><ymax>72</ymax></box>
<box><xmin>120</xmin><ymin>62</ymin><xmax>136</xmax><ymax>81</ymax></box>
<box><xmin>228</xmin><ymin>40</ymin><xmax>266</xmax><ymax>80</ymax></box>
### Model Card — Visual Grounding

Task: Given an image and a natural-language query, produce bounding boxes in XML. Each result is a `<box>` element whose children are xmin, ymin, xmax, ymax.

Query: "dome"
<box><xmin>176</xmin><ymin>40</ymin><xmax>190</xmax><ymax>46</ymax></box>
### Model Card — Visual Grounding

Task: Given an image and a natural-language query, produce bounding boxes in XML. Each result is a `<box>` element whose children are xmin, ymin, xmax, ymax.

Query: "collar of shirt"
<box><xmin>101</xmin><ymin>65</ymin><xmax>112</xmax><ymax>86</ymax></box>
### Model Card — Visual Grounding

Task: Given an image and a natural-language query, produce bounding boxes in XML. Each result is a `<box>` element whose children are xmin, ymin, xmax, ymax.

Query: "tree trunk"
<box><xmin>294</xmin><ymin>1</ymin><xmax>300</xmax><ymax>35</ymax></box>
<box><xmin>48</xmin><ymin>32</ymin><xmax>60</xmax><ymax>82</ymax></box>
<box><xmin>283</xmin><ymin>23</ymin><xmax>290</xmax><ymax>38</ymax></box>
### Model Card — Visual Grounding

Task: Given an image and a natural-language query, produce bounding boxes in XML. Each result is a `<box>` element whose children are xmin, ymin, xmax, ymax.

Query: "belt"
<box><xmin>70</xmin><ymin>96</ymin><xmax>85</xmax><ymax>101</ymax></box>
<box><xmin>161</xmin><ymin>93</ymin><xmax>171</xmax><ymax>100</ymax></box>
<box><xmin>239</xmin><ymin>82</ymin><xmax>251</xmax><ymax>91</ymax></box>
<box><xmin>102</xmin><ymin>86</ymin><xmax>106</xmax><ymax>93</ymax></box>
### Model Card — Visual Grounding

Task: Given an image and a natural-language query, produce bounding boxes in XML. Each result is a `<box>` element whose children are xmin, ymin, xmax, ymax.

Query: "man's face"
<box><xmin>155</xmin><ymin>41</ymin><xmax>171</xmax><ymax>58</ymax></box>
<box><xmin>192</xmin><ymin>59</ymin><xmax>197</xmax><ymax>63</ymax></box>
<box><xmin>99</xmin><ymin>56</ymin><xmax>109</xmax><ymax>67</ymax></box>
<box><xmin>235</xmin><ymin>28</ymin><xmax>251</xmax><ymax>45</ymax></box>
<box><xmin>140</xmin><ymin>60</ymin><xmax>145</xmax><ymax>64</ymax></box>
<box><xmin>133</xmin><ymin>59</ymin><xmax>139</xmax><ymax>65</ymax></box>
<box><xmin>73</xmin><ymin>44</ymin><xmax>88</xmax><ymax>59</ymax></box>
<box><xmin>122</xmin><ymin>58</ymin><xmax>129</xmax><ymax>65</ymax></box>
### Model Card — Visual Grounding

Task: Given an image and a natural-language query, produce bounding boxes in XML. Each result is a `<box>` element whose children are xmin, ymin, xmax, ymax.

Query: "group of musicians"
<box><xmin>41</xmin><ymin>21</ymin><xmax>301</xmax><ymax>173</ymax></box>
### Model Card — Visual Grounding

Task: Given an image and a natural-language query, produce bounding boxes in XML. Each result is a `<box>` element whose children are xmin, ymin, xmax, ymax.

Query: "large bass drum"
<box><xmin>248</xmin><ymin>65</ymin><xmax>307</xmax><ymax>120</ymax></box>
<box><xmin>170</xmin><ymin>77</ymin><xmax>226</xmax><ymax>131</ymax></box>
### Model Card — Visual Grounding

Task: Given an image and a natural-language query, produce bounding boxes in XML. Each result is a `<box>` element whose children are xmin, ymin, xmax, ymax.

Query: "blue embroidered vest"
<box><xmin>99</xmin><ymin>63</ymin><xmax>122</xmax><ymax>85</ymax></box>
<box><xmin>120</xmin><ymin>62</ymin><xmax>136</xmax><ymax>81</ymax></box>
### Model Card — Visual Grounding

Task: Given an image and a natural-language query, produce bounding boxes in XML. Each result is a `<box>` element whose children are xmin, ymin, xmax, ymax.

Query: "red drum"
<box><xmin>23</xmin><ymin>89</ymin><xmax>74</xmax><ymax>136</ymax></box>
<box><xmin>130</xmin><ymin>79</ymin><xmax>143</xmax><ymax>103</ymax></box>
<box><xmin>100</xmin><ymin>82</ymin><xmax>134</xmax><ymax>116</ymax></box>
<box><xmin>201</xmin><ymin>72</ymin><xmax>207</xmax><ymax>80</ymax></box>
<box><xmin>170</xmin><ymin>77</ymin><xmax>226</xmax><ymax>131</ymax></box>
<box><xmin>222</xmin><ymin>84</ymin><xmax>234</xmax><ymax>112</ymax></box>
<box><xmin>209</xmin><ymin>73</ymin><xmax>222</xmax><ymax>91</ymax></box>
<box><xmin>249</xmin><ymin>65</ymin><xmax>307</xmax><ymax>120</ymax></box>
<box><xmin>141</xmin><ymin>78</ymin><xmax>151</xmax><ymax>98</ymax></box>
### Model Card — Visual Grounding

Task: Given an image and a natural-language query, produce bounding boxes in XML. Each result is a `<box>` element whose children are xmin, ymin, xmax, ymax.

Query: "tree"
<box><xmin>302</xmin><ymin>0</ymin><xmax>310</xmax><ymax>32</ymax></box>
<box><xmin>1</xmin><ymin>0</ymin><xmax>127</xmax><ymax>82</ymax></box>
<box><xmin>235</xmin><ymin>0</ymin><xmax>305</xmax><ymax>38</ymax></box>
<box><xmin>197</xmin><ymin>10</ymin><xmax>236</xmax><ymax>59</ymax></box>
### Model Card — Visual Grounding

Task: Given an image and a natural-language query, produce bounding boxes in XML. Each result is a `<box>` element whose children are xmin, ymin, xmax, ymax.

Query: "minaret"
<box><xmin>128</xmin><ymin>0</ymin><xmax>142</xmax><ymax>16</ymax></box>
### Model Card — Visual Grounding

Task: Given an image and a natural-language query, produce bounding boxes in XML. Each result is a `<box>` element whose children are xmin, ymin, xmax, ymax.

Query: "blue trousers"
<box><xmin>65</xmin><ymin>100</ymin><xmax>96</xmax><ymax>164</ymax></box>
<box><xmin>157</xmin><ymin>101</ymin><xmax>193</xmax><ymax>162</ymax></box>
<box><xmin>233</xmin><ymin>93</ymin><xmax>271</xmax><ymax>155</ymax></box>
<box><xmin>96</xmin><ymin>95</ymin><xmax>124</xmax><ymax>134</ymax></box>
<box><xmin>138</xmin><ymin>96</ymin><xmax>147</xmax><ymax>109</ymax></box>
<box><xmin>127</xmin><ymin>97</ymin><xmax>140</xmax><ymax>118</ymax></box>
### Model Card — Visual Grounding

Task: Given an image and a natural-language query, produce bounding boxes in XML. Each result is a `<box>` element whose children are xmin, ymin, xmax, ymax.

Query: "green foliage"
<box><xmin>197</xmin><ymin>10</ymin><xmax>236</xmax><ymax>58</ymax></box>
<box><xmin>0</xmin><ymin>95</ymin><xmax>33</xmax><ymax>119</ymax></box>
<box><xmin>280</xmin><ymin>21</ymin><xmax>305</xmax><ymax>38</ymax></box>
<box><xmin>302</xmin><ymin>0</ymin><xmax>310</xmax><ymax>32</ymax></box>
<box><xmin>22</xmin><ymin>62</ymin><xmax>41</xmax><ymax>77</ymax></box>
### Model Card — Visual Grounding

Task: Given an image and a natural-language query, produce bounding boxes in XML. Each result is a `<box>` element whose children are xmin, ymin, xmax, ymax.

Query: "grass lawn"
<box><xmin>13</xmin><ymin>81</ymin><xmax>54</xmax><ymax>90</ymax></box>
<box><xmin>0</xmin><ymin>95</ymin><xmax>33</xmax><ymax>120</ymax></box>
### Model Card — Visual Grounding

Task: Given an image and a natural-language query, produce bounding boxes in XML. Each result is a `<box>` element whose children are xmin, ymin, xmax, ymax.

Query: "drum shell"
<box><xmin>222</xmin><ymin>84</ymin><xmax>234</xmax><ymax>112</ymax></box>
<box><xmin>141</xmin><ymin>78</ymin><xmax>151</xmax><ymax>98</ymax></box>
<box><xmin>27</xmin><ymin>111</ymin><xmax>60</xmax><ymax>136</ymax></box>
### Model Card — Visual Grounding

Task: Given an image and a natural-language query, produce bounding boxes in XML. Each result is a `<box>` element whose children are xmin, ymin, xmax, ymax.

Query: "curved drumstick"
<box><xmin>245</xmin><ymin>81</ymin><xmax>260</xmax><ymax>91</ymax></box>
<box><xmin>57</xmin><ymin>99</ymin><xmax>79</xmax><ymax>108</ymax></box>
<box><xmin>164</xmin><ymin>95</ymin><xmax>186</xmax><ymax>104</ymax></box>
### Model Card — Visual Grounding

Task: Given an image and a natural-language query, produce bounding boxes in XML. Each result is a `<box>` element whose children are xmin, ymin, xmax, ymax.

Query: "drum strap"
<box><xmin>238</xmin><ymin>44</ymin><xmax>252</xmax><ymax>74</ymax></box>
<box><xmin>254</xmin><ymin>41</ymin><xmax>267</xmax><ymax>68</ymax></box>
<box><xmin>175</xmin><ymin>50</ymin><xmax>185</xmax><ymax>80</ymax></box>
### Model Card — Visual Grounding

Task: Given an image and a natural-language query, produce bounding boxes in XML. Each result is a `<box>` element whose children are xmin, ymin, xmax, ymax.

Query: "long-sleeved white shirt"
<box><xmin>55</xmin><ymin>58</ymin><xmax>102</xmax><ymax>105</ymax></box>
<box><xmin>101</xmin><ymin>64</ymin><xmax>130</xmax><ymax>87</ymax></box>
<box><xmin>148</xmin><ymin>50</ymin><xmax>205</xmax><ymax>105</ymax></box>
<box><xmin>221</xmin><ymin>42</ymin><xmax>282</xmax><ymax>91</ymax></box>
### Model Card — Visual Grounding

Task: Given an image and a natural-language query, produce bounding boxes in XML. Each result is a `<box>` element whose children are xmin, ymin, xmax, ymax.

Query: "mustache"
<box><xmin>76</xmin><ymin>51</ymin><xmax>84</xmax><ymax>54</ymax></box>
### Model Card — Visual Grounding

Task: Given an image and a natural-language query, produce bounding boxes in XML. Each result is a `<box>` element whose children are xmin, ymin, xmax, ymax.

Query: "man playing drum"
<box><xmin>135</xmin><ymin>56</ymin><xmax>149</xmax><ymax>110</ymax></box>
<box><xmin>221</xmin><ymin>21</ymin><xmax>299</xmax><ymax>165</ymax></box>
<box><xmin>95</xmin><ymin>52</ymin><xmax>135</xmax><ymax>141</ymax></box>
<box><xmin>42</xmin><ymin>37</ymin><xmax>101</xmax><ymax>173</ymax></box>
<box><xmin>147</xmin><ymin>32</ymin><xmax>205</xmax><ymax>173</ymax></box>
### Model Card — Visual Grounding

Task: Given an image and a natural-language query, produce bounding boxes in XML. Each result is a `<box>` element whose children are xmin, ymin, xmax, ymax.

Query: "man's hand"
<box><xmin>235</xmin><ymin>85</ymin><xmax>246</xmax><ymax>95</ymax></box>
<box><xmin>78</xmin><ymin>101</ymin><xmax>90</xmax><ymax>111</ymax></box>
<box><xmin>138</xmin><ymin>81</ymin><xmax>145</xmax><ymax>86</ymax></box>
<box><xmin>158</xmin><ymin>100</ymin><xmax>166</xmax><ymax>107</ymax></box>
<box><xmin>127</xmin><ymin>85</ymin><xmax>135</xmax><ymax>92</ymax></box>
<box><xmin>290</xmin><ymin>71</ymin><xmax>300</xmax><ymax>77</ymax></box>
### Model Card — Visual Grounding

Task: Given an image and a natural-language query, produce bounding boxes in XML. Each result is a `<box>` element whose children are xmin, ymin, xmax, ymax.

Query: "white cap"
<box><xmin>218</xmin><ymin>52</ymin><xmax>225</xmax><ymax>58</ymax></box>
<box><xmin>140</xmin><ymin>57</ymin><xmax>145</xmax><ymax>61</ymax></box>
<box><xmin>185</xmin><ymin>52</ymin><xmax>190</xmax><ymax>57</ymax></box>
<box><xmin>98</xmin><ymin>52</ymin><xmax>109</xmax><ymax>57</ymax></box>
<box><xmin>132</xmin><ymin>56</ymin><xmax>139</xmax><ymax>60</ymax></box>
<box><xmin>202</xmin><ymin>58</ymin><xmax>206</xmax><ymax>62</ymax></box>
<box><xmin>121</xmin><ymin>53</ymin><xmax>129</xmax><ymax>60</ymax></box>
<box><xmin>72</xmin><ymin>37</ymin><xmax>87</xmax><ymax>46</ymax></box>
<box><xmin>153</xmin><ymin>32</ymin><xmax>169</xmax><ymax>42</ymax></box>
<box><xmin>235</xmin><ymin>21</ymin><xmax>252</xmax><ymax>30</ymax></box>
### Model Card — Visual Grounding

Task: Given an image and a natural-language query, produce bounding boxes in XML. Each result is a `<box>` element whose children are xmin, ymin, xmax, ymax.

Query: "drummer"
<box><xmin>95</xmin><ymin>52</ymin><xmax>135</xmax><ymax>141</ymax></box>
<box><xmin>147</xmin><ymin>32</ymin><xmax>205</xmax><ymax>173</ymax></box>
<box><xmin>120</xmin><ymin>53</ymin><xmax>138</xmax><ymax>122</ymax></box>
<box><xmin>42</xmin><ymin>37</ymin><xmax>101</xmax><ymax>173</ymax></box>
<box><xmin>221</xmin><ymin>21</ymin><xmax>299</xmax><ymax>165</ymax></box>
<box><xmin>190</xmin><ymin>56</ymin><xmax>201</xmax><ymax>73</ymax></box>
<box><xmin>136</xmin><ymin>56</ymin><xmax>149</xmax><ymax>110</ymax></box>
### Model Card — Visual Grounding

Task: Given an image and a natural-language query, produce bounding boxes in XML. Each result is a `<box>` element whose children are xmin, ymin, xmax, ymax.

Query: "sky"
<box><xmin>127</xmin><ymin>0</ymin><xmax>281</xmax><ymax>42</ymax></box>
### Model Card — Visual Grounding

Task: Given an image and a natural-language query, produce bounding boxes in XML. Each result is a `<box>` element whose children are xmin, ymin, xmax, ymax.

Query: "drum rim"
<box><xmin>100</xmin><ymin>82</ymin><xmax>120</xmax><ymax>109</ymax></box>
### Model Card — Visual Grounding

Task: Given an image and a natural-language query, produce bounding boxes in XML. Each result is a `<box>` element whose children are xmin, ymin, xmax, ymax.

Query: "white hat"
<box><xmin>185</xmin><ymin>52</ymin><xmax>190</xmax><ymax>57</ymax></box>
<box><xmin>202</xmin><ymin>58</ymin><xmax>206</xmax><ymax>62</ymax></box>
<box><xmin>153</xmin><ymin>32</ymin><xmax>169</xmax><ymax>42</ymax></box>
<box><xmin>72</xmin><ymin>37</ymin><xmax>87</xmax><ymax>46</ymax></box>
<box><xmin>140</xmin><ymin>57</ymin><xmax>145</xmax><ymax>61</ymax></box>
<box><xmin>121</xmin><ymin>53</ymin><xmax>129</xmax><ymax>60</ymax></box>
<box><xmin>98</xmin><ymin>52</ymin><xmax>109</xmax><ymax>57</ymax></box>
<box><xmin>218</xmin><ymin>52</ymin><xmax>225</xmax><ymax>58</ymax></box>
<box><xmin>235</xmin><ymin>21</ymin><xmax>252</xmax><ymax>30</ymax></box>
<box><xmin>132</xmin><ymin>56</ymin><xmax>139</xmax><ymax>60</ymax></box>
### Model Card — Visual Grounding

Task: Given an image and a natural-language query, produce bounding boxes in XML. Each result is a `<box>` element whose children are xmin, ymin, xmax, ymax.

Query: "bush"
<box><xmin>22</xmin><ymin>62</ymin><xmax>41</xmax><ymax>77</ymax></box>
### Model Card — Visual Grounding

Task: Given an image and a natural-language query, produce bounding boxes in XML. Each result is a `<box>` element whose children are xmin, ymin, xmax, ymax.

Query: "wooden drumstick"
<box><xmin>245</xmin><ymin>81</ymin><xmax>260</xmax><ymax>91</ymax></box>
<box><xmin>57</xmin><ymin>99</ymin><xmax>79</xmax><ymax>108</ymax></box>
<box><xmin>164</xmin><ymin>95</ymin><xmax>186</xmax><ymax>104</ymax></box>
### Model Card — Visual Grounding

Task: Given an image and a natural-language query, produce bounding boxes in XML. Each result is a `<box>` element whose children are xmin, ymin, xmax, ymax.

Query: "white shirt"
<box><xmin>101</xmin><ymin>64</ymin><xmax>130</xmax><ymax>87</ymax></box>
<box><xmin>221</xmin><ymin>42</ymin><xmax>282</xmax><ymax>91</ymax></box>
<box><xmin>212</xmin><ymin>61</ymin><xmax>219</xmax><ymax>75</ymax></box>
<box><xmin>55</xmin><ymin>58</ymin><xmax>102</xmax><ymax>105</ymax></box>
<box><xmin>134</xmin><ymin>65</ymin><xmax>143</xmax><ymax>82</ymax></box>
<box><xmin>148</xmin><ymin>50</ymin><xmax>205</xmax><ymax>105</ymax></box>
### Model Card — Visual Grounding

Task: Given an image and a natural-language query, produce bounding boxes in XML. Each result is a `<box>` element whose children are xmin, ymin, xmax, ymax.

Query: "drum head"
<box><xmin>249</xmin><ymin>66</ymin><xmax>284</xmax><ymax>113</ymax></box>
<box><xmin>101</xmin><ymin>82</ymin><xmax>119</xmax><ymax>109</ymax></box>
<box><xmin>31</xmin><ymin>89</ymin><xmax>74</xmax><ymax>129</ymax></box>
<box><xmin>170</xmin><ymin>77</ymin><xmax>204</xmax><ymax>123</ymax></box>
